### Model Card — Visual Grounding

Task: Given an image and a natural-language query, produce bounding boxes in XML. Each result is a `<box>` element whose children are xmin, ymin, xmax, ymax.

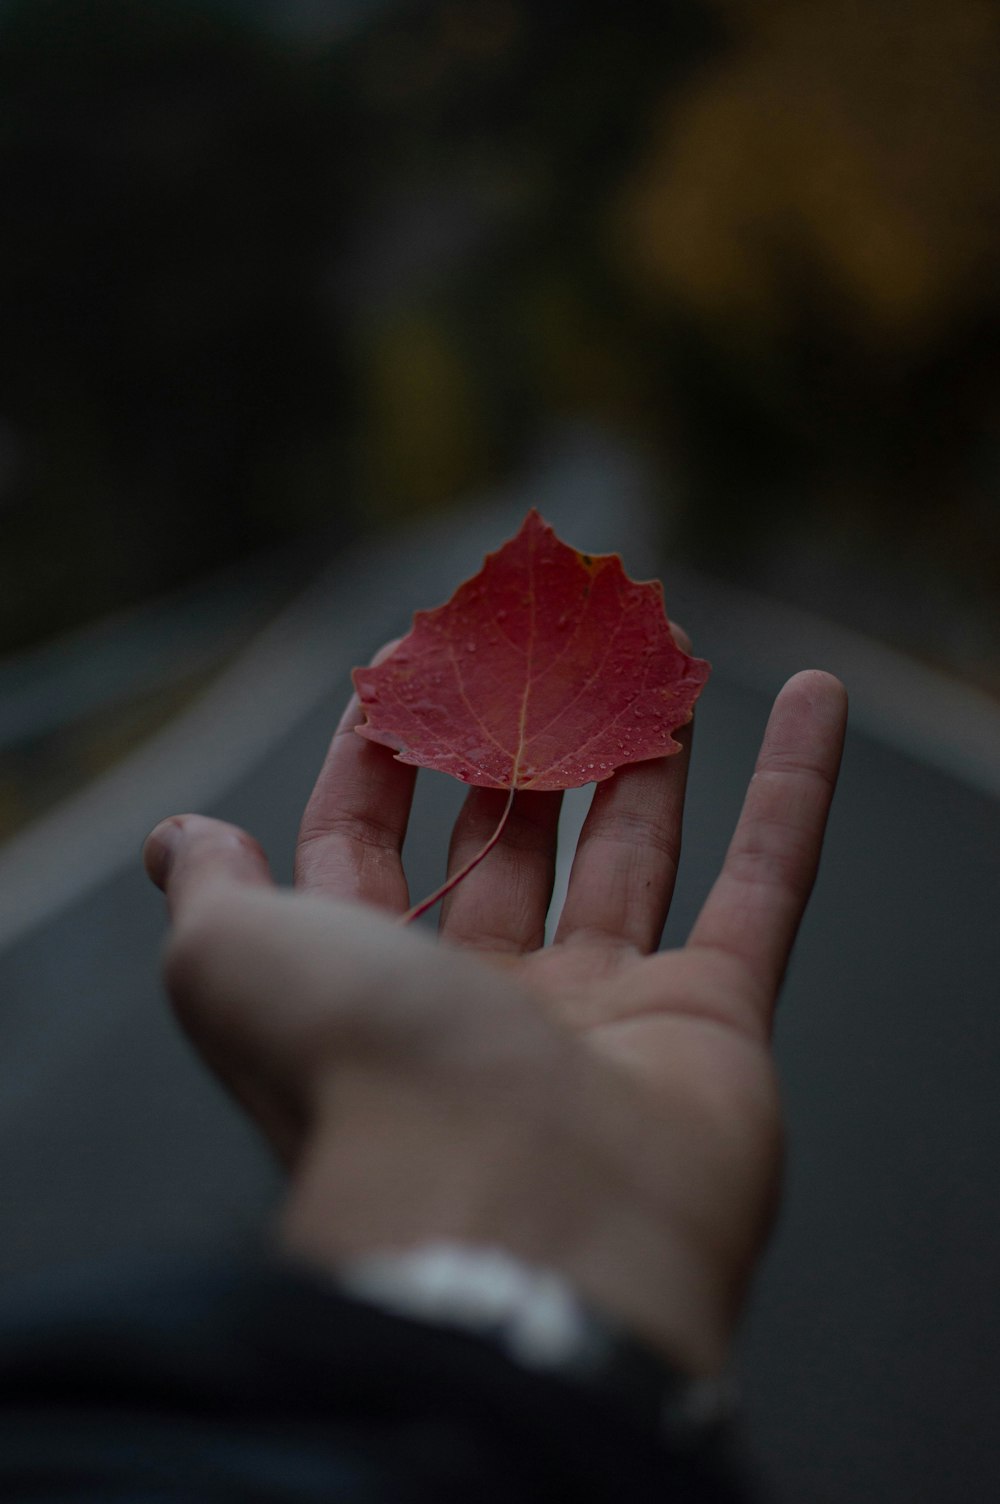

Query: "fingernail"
<box><xmin>142</xmin><ymin>817</ymin><xmax>184</xmax><ymax>889</ymax></box>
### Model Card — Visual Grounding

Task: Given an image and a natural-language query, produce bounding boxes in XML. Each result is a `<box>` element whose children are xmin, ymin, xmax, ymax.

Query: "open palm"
<box><xmin>147</xmin><ymin>663</ymin><xmax>846</xmax><ymax>1372</ymax></box>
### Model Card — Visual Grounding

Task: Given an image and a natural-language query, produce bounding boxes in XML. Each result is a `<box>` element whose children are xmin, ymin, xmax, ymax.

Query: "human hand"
<box><xmin>143</xmin><ymin>662</ymin><xmax>846</xmax><ymax>1375</ymax></box>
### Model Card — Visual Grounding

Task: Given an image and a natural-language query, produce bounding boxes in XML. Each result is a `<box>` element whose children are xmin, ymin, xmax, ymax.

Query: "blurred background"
<box><xmin>2</xmin><ymin>0</ymin><xmax>998</xmax><ymax>835</ymax></box>
<box><xmin>2</xmin><ymin>7</ymin><xmax>1000</xmax><ymax>1503</ymax></box>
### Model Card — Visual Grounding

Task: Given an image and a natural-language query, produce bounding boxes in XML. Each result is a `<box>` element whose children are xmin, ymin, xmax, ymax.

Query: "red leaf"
<box><xmin>353</xmin><ymin>510</ymin><xmax>710</xmax><ymax>792</ymax></box>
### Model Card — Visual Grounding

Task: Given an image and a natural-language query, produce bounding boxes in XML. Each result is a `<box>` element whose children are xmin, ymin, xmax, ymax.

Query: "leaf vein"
<box><xmin>524</xmin><ymin>589</ymin><xmax>634</xmax><ymax>753</ymax></box>
<box><xmin>445</xmin><ymin>638</ymin><xmax>515</xmax><ymax>770</ymax></box>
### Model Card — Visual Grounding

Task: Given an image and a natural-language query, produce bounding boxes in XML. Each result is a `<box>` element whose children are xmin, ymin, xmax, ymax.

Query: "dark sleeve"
<box><xmin>0</xmin><ymin>1253</ymin><xmax>761</xmax><ymax>1503</ymax></box>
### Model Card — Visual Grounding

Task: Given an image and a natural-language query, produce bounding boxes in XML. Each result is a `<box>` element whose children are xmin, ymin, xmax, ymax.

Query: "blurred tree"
<box><xmin>3</xmin><ymin>0</ymin><xmax>997</xmax><ymax>690</ymax></box>
<box><xmin>0</xmin><ymin>0</ymin><xmax>358</xmax><ymax>652</ymax></box>
<box><xmin>610</xmin><ymin>0</ymin><xmax>1000</xmax><ymax>587</ymax></box>
<box><xmin>337</xmin><ymin>0</ymin><xmax>717</xmax><ymax>517</ymax></box>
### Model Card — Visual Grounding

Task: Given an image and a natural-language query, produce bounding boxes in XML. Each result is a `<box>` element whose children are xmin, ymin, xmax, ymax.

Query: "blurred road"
<box><xmin>1</xmin><ymin>430</ymin><xmax>998</xmax><ymax>1504</ymax></box>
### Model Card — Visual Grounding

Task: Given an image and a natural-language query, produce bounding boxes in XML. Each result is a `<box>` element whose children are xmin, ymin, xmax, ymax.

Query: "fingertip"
<box><xmin>372</xmin><ymin>637</ymin><xmax>403</xmax><ymax>665</ymax></box>
<box><xmin>142</xmin><ymin>814</ymin><xmax>273</xmax><ymax>912</ymax></box>
<box><xmin>777</xmin><ymin>672</ymin><xmax>849</xmax><ymax>750</ymax></box>
<box><xmin>347</xmin><ymin>639</ymin><xmax>406</xmax><ymax>727</ymax></box>
<box><xmin>351</xmin><ymin>638</ymin><xmax>403</xmax><ymax>691</ymax></box>
<box><xmin>669</xmin><ymin>620</ymin><xmax>693</xmax><ymax>655</ymax></box>
<box><xmin>143</xmin><ymin>816</ymin><xmax>187</xmax><ymax>890</ymax></box>
<box><xmin>782</xmin><ymin>669</ymin><xmax>848</xmax><ymax>709</ymax></box>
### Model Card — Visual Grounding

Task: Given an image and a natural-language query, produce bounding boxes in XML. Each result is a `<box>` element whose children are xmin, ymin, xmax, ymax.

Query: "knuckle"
<box><xmin>590</xmin><ymin>808</ymin><xmax>681</xmax><ymax>866</ymax></box>
<box><xmin>728</xmin><ymin>843</ymin><xmax>813</xmax><ymax>905</ymax></box>
<box><xmin>755</xmin><ymin>756</ymin><xmax>837</xmax><ymax>794</ymax></box>
<box><xmin>299</xmin><ymin>810</ymin><xmax>402</xmax><ymax>854</ymax></box>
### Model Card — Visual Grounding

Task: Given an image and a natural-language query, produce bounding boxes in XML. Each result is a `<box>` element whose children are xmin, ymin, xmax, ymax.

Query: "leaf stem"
<box><xmin>400</xmin><ymin>784</ymin><xmax>517</xmax><ymax>925</ymax></box>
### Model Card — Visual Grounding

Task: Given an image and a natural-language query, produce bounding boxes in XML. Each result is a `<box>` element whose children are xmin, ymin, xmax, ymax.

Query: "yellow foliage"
<box><xmin>359</xmin><ymin>311</ymin><xmax>490</xmax><ymax>517</ymax></box>
<box><xmin>614</xmin><ymin>0</ymin><xmax>1000</xmax><ymax>346</ymax></box>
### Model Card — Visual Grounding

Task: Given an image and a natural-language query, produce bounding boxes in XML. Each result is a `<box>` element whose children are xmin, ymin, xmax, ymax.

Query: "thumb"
<box><xmin>143</xmin><ymin>813</ymin><xmax>275</xmax><ymax>919</ymax></box>
<box><xmin>140</xmin><ymin>814</ymin><xmax>560</xmax><ymax>1165</ymax></box>
<box><xmin>142</xmin><ymin>814</ymin><xmax>306</xmax><ymax>1158</ymax></box>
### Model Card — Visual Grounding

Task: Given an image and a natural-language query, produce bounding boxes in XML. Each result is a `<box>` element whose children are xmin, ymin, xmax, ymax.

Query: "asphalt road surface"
<box><xmin>2</xmin><ymin>432</ymin><xmax>998</xmax><ymax>1504</ymax></box>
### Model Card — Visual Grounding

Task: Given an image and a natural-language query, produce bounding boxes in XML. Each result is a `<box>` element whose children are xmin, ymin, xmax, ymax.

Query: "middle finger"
<box><xmin>438</xmin><ymin>786</ymin><xmax>564</xmax><ymax>953</ymax></box>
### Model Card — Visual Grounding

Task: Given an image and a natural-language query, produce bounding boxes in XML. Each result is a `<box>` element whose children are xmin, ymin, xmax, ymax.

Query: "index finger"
<box><xmin>687</xmin><ymin>671</ymin><xmax>847</xmax><ymax>1022</ymax></box>
<box><xmin>294</xmin><ymin>644</ymin><xmax>417</xmax><ymax>912</ymax></box>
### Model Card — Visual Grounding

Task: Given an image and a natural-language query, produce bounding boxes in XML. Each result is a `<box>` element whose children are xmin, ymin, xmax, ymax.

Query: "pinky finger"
<box><xmin>687</xmin><ymin>671</ymin><xmax>847</xmax><ymax>1028</ymax></box>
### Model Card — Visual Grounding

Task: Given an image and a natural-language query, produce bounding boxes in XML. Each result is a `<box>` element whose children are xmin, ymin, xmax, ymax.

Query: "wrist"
<box><xmin>278</xmin><ymin>1065</ymin><xmax>734</xmax><ymax>1376</ymax></box>
<box><xmin>331</xmin><ymin>1241</ymin><xmax>741</xmax><ymax>1442</ymax></box>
